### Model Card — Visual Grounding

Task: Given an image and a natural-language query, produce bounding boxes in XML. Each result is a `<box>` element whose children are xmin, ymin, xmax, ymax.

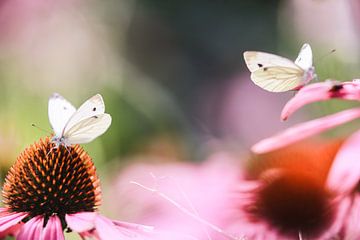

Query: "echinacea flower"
<box><xmin>246</xmin><ymin>79</ymin><xmax>360</xmax><ymax>239</ymax></box>
<box><xmin>0</xmin><ymin>137</ymin><xmax>154</xmax><ymax>240</ymax></box>
<box><xmin>112</xmin><ymin>142</ymin><xmax>356</xmax><ymax>240</ymax></box>
<box><xmin>228</xmin><ymin>139</ymin><xmax>355</xmax><ymax>239</ymax></box>
<box><xmin>252</xmin><ymin>80</ymin><xmax>360</xmax><ymax>153</ymax></box>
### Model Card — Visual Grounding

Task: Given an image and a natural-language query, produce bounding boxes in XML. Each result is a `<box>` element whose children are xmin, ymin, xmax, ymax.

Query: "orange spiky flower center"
<box><xmin>2</xmin><ymin>137</ymin><xmax>101</xmax><ymax>228</ymax></box>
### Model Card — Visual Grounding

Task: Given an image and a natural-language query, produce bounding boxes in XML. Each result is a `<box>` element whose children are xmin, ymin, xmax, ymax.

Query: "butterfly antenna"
<box><xmin>314</xmin><ymin>49</ymin><xmax>336</xmax><ymax>64</ymax></box>
<box><xmin>31</xmin><ymin>123</ymin><xmax>52</xmax><ymax>135</ymax></box>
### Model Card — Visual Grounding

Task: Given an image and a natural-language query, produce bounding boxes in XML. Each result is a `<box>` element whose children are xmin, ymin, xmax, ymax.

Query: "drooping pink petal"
<box><xmin>326</xmin><ymin>129</ymin><xmax>360</xmax><ymax>194</ymax></box>
<box><xmin>0</xmin><ymin>211</ymin><xmax>27</xmax><ymax>232</ymax></box>
<box><xmin>112</xmin><ymin>221</ymin><xmax>154</xmax><ymax>233</ymax></box>
<box><xmin>318</xmin><ymin>197</ymin><xmax>352</xmax><ymax>240</ymax></box>
<box><xmin>281</xmin><ymin>81</ymin><xmax>360</xmax><ymax>121</ymax></box>
<box><xmin>66</xmin><ymin>212</ymin><xmax>97</xmax><ymax>232</ymax></box>
<box><xmin>95</xmin><ymin>215</ymin><xmax>152</xmax><ymax>240</ymax></box>
<box><xmin>17</xmin><ymin>216</ymin><xmax>43</xmax><ymax>240</ymax></box>
<box><xmin>94</xmin><ymin>215</ymin><xmax>122</xmax><ymax>239</ymax></box>
<box><xmin>252</xmin><ymin>108</ymin><xmax>360</xmax><ymax>154</ymax></box>
<box><xmin>343</xmin><ymin>195</ymin><xmax>360</xmax><ymax>239</ymax></box>
<box><xmin>112</xmin><ymin>219</ymin><xmax>197</xmax><ymax>240</ymax></box>
<box><xmin>41</xmin><ymin>216</ymin><xmax>64</xmax><ymax>240</ymax></box>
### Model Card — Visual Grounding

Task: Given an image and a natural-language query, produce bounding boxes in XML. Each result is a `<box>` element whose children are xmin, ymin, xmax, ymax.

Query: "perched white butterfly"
<box><xmin>48</xmin><ymin>93</ymin><xmax>112</xmax><ymax>148</ymax></box>
<box><xmin>243</xmin><ymin>43</ymin><xmax>316</xmax><ymax>92</ymax></box>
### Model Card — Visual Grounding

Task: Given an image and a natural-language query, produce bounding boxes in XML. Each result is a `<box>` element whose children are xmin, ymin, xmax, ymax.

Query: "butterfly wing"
<box><xmin>243</xmin><ymin>51</ymin><xmax>298</xmax><ymax>72</ymax></box>
<box><xmin>63</xmin><ymin>94</ymin><xmax>105</xmax><ymax>135</ymax></box>
<box><xmin>48</xmin><ymin>93</ymin><xmax>76</xmax><ymax>136</ymax></box>
<box><xmin>294</xmin><ymin>43</ymin><xmax>313</xmax><ymax>70</ymax></box>
<box><xmin>63</xmin><ymin>114</ymin><xmax>112</xmax><ymax>144</ymax></box>
<box><xmin>251</xmin><ymin>66</ymin><xmax>305</xmax><ymax>92</ymax></box>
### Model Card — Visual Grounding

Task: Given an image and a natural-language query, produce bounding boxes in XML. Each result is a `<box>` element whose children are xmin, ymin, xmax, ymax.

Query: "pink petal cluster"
<box><xmin>229</xmin><ymin>138</ymin><xmax>357</xmax><ymax>239</ymax></box>
<box><xmin>111</xmin><ymin>141</ymin><xmax>351</xmax><ymax>239</ymax></box>
<box><xmin>253</xmin><ymin>80</ymin><xmax>360</xmax><ymax>153</ymax></box>
<box><xmin>111</xmin><ymin>154</ymin><xmax>241</xmax><ymax>240</ymax></box>
<box><xmin>247</xmin><ymin>79</ymin><xmax>360</xmax><ymax>238</ymax></box>
<box><xmin>0</xmin><ymin>210</ymin><xmax>154</xmax><ymax>240</ymax></box>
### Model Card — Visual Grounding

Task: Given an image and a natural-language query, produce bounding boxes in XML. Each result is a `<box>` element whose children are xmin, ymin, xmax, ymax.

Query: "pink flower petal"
<box><xmin>281</xmin><ymin>81</ymin><xmax>360</xmax><ymax>121</ymax></box>
<box><xmin>343</xmin><ymin>196</ymin><xmax>360</xmax><ymax>239</ymax></box>
<box><xmin>0</xmin><ymin>208</ymin><xmax>9</xmax><ymax>215</ymax></box>
<box><xmin>95</xmin><ymin>215</ymin><xmax>152</xmax><ymax>240</ymax></box>
<box><xmin>42</xmin><ymin>216</ymin><xmax>64</xmax><ymax>240</ymax></box>
<box><xmin>326</xmin><ymin>129</ymin><xmax>360</xmax><ymax>193</ymax></box>
<box><xmin>0</xmin><ymin>211</ymin><xmax>27</xmax><ymax>232</ymax></box>
<box><xmin>66</xmin><ymin>212</ymin><xmax>97</xmax><ymax>232</ymax></box>
<box><xmin>94</xmin><ymin>215</ymin><xmax>121</xmax><ymax>239</ymax></box>
<box><xmin>318</xmin><ymin>197</ymin><xmax>352</xmax><ymax>240</ymax></box>
<box><xmin>252</xmin><ymin>108</ymin><xmax>360</xmax><ymax>154</ymax></box>
<box><xmin>112</xmin><ymin>221</ymin><xmax>154</xmax><ymax>233</ymax></box>
<box><xmin>17</xmin><ymin>216</ymin><xmax>43</xmax><ymax>240</ymax></box>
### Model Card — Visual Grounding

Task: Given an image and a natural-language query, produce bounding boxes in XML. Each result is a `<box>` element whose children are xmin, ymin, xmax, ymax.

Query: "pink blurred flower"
<box><xmin>0</xmin><ymin>137</ymin><xmax>154</xmax><ymax>240</ymax></box>
<box><xmin>252</xmin><ymin>80</ymin><xmax>360</xmax><ymax>153</ymax></box>
<box><xmin>111</xmin><ymin>153</ymin><xmax>242</xmax><ymax>240</ymax></box>
<box><xmin>245</xmin><ymin>80</ymin><xmax>360</xmax><ymax>238</ymax></box>
<box><xmin>324</xmin><ymin>129</ymin><xmax>360</xmax><ymax>239</ymax></box>
<box><xmin>228</xmin><ymin>139</ymin><xmax>352</xmax><ymax>239</ymax></box>
<box><xmin>111</xmin><ymin>141</ymin><xmax>359</xmax><ymax>239</ymax></box>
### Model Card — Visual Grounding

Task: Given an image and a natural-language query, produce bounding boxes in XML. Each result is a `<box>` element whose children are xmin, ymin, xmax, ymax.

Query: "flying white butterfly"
<box><xmin>48</xmin><ymin>93</ymin><xmax>112</xmax><ymax>148</ymax></box>
<box><xmin>243</xmin><ymin>43</ymin><xmax>315</xmax><ymax>92</ymax></box>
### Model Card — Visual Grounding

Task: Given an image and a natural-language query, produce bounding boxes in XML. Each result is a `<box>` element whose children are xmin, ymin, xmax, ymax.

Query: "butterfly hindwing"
<box><xmin>48</xmin><ymin>93</ymin><xmax>76</xmax><ymax>136</ymax></box>
<box><xmin>251</xmin><ymin>66</ymin><xmax>304</xmax><ymax>92</ymax></box>
<box><xmin>63</xmin><ymin>94</ymin><xmax>105</xmax><ymax>135</ymax></box>
<box><xmin>64</xmin><ymin>114</ymin><xmax>112</xmax><ymax>145</ymax></box>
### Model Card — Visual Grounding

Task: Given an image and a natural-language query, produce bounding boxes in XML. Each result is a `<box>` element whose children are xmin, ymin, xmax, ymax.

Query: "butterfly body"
<box><xmin>243</xmin><ymin>43</ymin><xmax>315</xmax><ymax>92</ymax></box>
<box><xmin>48</xmin><ymin>93</ymin><xmax>112</xmax><ymax>148</ymax></box>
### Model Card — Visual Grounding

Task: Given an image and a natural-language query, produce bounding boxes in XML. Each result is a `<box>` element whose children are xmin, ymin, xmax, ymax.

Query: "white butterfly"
<box><xmin>243</xmin><ymin>43</ymin><xmax>315</xmax><ymax>92</ymax></box>
<box><xmin>48</xmin><ymin>93</ymin><xmax>112</xmax><ymax>148</ymax></box>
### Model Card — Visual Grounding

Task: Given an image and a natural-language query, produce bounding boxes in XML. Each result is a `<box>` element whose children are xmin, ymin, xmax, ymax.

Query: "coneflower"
<box><xmin>228</xmin><ymin>140</ymin><xmax>350</xmax><ymax>240</ymax></box>
<box><xmin>0</xmin><ymin>137</ymin><xmax>154</xmax><ymax>239</ymax></box>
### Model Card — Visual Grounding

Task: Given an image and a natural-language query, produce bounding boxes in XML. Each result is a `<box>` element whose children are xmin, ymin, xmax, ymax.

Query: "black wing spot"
<box><xmin>257</xmin><ymin>63</ymin><xmax>263</xmax><ymax>68</ymax></box>
<box><xmin>93</xmin><ymin>107</ymin><xmax>96</xmax><ymax>111</ymax></box>
<box><xmin>63</xmin><ymin>106</ymin><xmax>67</xmax><ymax>110</ymax></box>
<box><xmin>263</xmin><ymin>67</ymin><xmax>268</xmax><ymax>71</ymax></box>
<box><xmin>93</xmin><ymin>116</ymin><xmax>99</xmax><ymax>119</ymax></box>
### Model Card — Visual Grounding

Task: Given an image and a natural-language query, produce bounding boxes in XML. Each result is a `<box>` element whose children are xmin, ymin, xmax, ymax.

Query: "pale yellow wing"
<box><xmin>251</xmin><ymin>66</ymin><xmax>305</xmax><ymax>92</ymax></box>
<box><xmin>243</xmin><ymin>51</ymin><xmax>299</xmax><ymax>72</ymax></box>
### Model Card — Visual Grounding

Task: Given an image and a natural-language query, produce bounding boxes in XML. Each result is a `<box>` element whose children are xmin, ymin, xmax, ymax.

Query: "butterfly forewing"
<box><xmin>243</xmin><ymin>51</ymin><xmax>299</xmax><ymax>72</ymax></box>
<box><xmin>294</xmin><ymin>43</ymin><xmax>313</xmax><ymax>70</ymax></box>
<box><xmin>251</xmin><ymin>67</ymin><xmax>304</xmax><ymax>92</ymax></box>
<box><xmin>64</xmin><ymin>114</ymin><xmax>112</xmax><ymax>144</ymax></box>
<box><xmin>63</xmin><ymin>94</ymin><xmax>105</xmax><ymax>135</ymax></box>
<box><xmin>48</xmin><ymin>93</ymin><xmax>76</xmax><ymax>136</ymax></box>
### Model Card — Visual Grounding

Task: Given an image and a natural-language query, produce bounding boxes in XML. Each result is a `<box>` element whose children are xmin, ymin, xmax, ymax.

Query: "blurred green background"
<box><xmin>1</xmin><ymin>1</ymin><xmax>360</xmax><ymax>238</ymax></box>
